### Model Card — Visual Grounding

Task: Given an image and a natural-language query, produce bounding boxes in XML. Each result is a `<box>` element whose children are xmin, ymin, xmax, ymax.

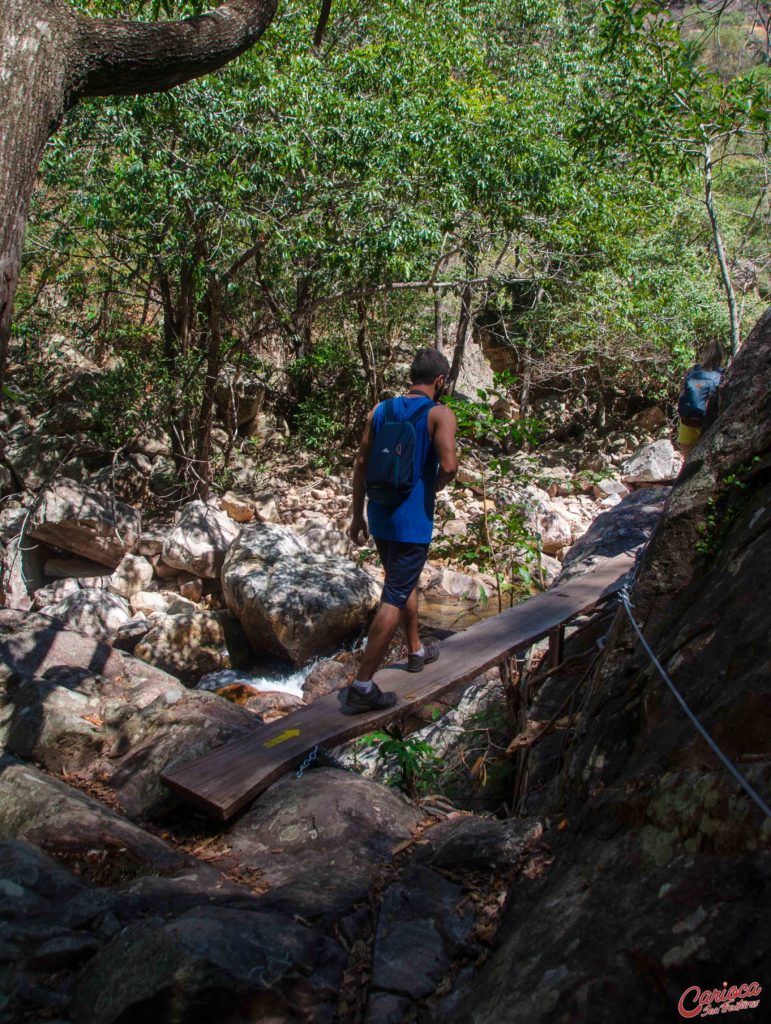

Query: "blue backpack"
<box><xmin>366</xmin><ymin>398</ymin><xmax>433</xmax><ymax>506</ymax></box>
<box><xmin>678</xmin><ymin>366</ymin><xmax>723</xmax><ymax>420</ymax></box>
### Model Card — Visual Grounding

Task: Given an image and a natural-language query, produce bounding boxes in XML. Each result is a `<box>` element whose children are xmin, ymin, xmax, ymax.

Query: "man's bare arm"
<box><xmin>350</xmin><ymin>406</ymin><xmax>376</xmax><ymax>545</ymax></box>
<box><xmin>431</xmin><ymin>405</ymin><xmax>459</xmax><ymax>491</ymax></box>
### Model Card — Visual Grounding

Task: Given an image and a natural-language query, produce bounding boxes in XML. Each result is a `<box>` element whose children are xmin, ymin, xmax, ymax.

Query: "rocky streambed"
<box><xmin>4</xmin><ymin>361</ymin><xmax>736</xmax><ymax>1023</ymax></box>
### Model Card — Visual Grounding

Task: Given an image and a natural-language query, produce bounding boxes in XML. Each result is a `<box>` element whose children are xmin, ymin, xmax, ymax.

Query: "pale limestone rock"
<box><xmin>537</xmin><ymin>508</ymin><xmax>573</xmax><ymax>555</ymax></box>
<box><xmin>592</xmin><ymin>478</ymin><xmax>630</xmax><ymax>501</ymax></box>
<box><xmin>161</xmin><ymin>501</ymin><xmax>240</xmax><ymax>579</ymax></box>
<box><xmin>621</xmin><ymin>440</ymin><xmax>682</xmax><ymax>484</ymax></box>
<box><xmin>108</xmin><ymin>554</ymin><xmax>154</xmax><ymax>599</ymax></box>
<box><xmin>220</xmin><ymin>491</ymin><xmax>254</xmax><ymax>524</ymax></box>
<box><xmin>29</xmin><ymin>478</ymin><xmax>141</xmax><ymax>568</ymax></box>
<box><xmin>222</xmin><ymin>522</ymin><xmax>379</xmax><ymax>664</ymax></box>
<box><xmin>33</xmin><ymin>588</ymin><xmax>131</xmax><ymax>639</ymax></box>
<box><xmin>130</xmin><ymin>591</ymin><xmax>198</xmax><ymax>617</ymax></box>
<box><xmin>443</xmin><ymin>519</ymin><xmax>469</xmax><ymax>538</ymax></box>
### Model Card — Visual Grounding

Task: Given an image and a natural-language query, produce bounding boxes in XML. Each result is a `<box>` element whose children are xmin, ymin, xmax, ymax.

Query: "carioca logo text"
<box><xmin>678</xmin><ymin>981</ymin><xmax>762</xmax><ymax>1018</ymax></box>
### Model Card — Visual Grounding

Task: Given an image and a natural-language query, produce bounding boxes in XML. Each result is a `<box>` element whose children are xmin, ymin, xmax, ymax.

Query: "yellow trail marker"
<box><xmin>264</xmin><ymin>729</ymin><xmax>300</xmax><ymax>748</ymax></box>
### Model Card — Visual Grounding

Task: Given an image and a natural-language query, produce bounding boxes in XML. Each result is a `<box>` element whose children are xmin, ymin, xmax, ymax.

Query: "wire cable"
<box><xmin>618</xmin><ymin>586</ymin><xmax>771</xmax><ymax>819</ymax></box>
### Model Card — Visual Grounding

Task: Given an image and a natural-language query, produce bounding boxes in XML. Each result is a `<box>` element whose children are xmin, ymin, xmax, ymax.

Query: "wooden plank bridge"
<box><xmin>162</xmin><ymin>551</ymin><xmax>635</xmax><ymax>820</ymax></box>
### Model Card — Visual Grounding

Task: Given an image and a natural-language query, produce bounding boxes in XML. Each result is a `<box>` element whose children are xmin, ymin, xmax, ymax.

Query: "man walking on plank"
<box><xmin>345</xmin><ymin>348</ymin><xmax>459</xmax><ymax>713</ymax></box>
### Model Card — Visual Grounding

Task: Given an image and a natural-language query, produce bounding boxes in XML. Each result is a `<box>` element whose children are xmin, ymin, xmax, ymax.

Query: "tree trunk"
<box><xmin>355</xmin><ymin>300</ymin><xmax>378</xmax><ymax>405</ymax></box>
<box><xmin>703</xmin><ymin>138</ymin><xmax>741</xmax><ymax>358</ymax></box>
<box><xmin>433</xmin><ymin>289</ymin><xmax>446</xmax><ymax>351</ymax></box>
<box><xmin>447</xmin><ymin>249</ymin><xmax>477</xmax><ymax>394</ymax></box>
<box><xmin>0</xmin><ymin>0</ymin><xmax>278</xmax><ymax>406</ymax></box>
<box><xmin>193</xmin><ymin>275</ymin><xmax>224</xmax><ymax>499</ymax></box>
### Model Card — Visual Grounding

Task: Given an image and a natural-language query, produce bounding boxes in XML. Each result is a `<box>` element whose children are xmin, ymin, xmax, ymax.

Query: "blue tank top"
<box><xmin>367</xmin><ymin>395</ymin><xmax>438</xmax><ymax>544</ymax></box>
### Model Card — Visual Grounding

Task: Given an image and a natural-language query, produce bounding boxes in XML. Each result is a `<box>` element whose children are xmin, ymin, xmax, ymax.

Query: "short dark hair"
<box><xmin>410</xmin><ymin>348</ymin><xmax>450</xmax><ymax>384</ymax></box>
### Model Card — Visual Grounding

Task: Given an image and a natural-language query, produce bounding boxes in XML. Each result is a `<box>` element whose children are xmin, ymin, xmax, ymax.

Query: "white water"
<box><xmin>196</xmin><ymin>661</ymin><xmax>321</xmax><ymax>699</ymax></box>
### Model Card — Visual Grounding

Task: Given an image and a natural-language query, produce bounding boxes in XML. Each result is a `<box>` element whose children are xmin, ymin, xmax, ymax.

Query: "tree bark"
<box><xmin>0</xmin><ymin>0</ymin><xmax>278</xmax><ymax>405</ymax></box>
<box><xmin>703</xmin><ymin>138</ymin><xmax>741</xmax><ymax>357</ymax></box>
<box><xmin>447</xmin><ymin>247</ymin><xmax>477</xmax><ymax>394</ymax></box>
<box><xmin>193</xmin><ymin>275</ymin><xmax>224</xmax><ymax>498</ymax></box>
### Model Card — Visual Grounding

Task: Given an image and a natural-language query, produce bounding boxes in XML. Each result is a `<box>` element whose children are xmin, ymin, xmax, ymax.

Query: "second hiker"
<box><xmin>677</xmin><ymin>340</ymin><xmax>726</xmax><ymax>460</ymax></box>
<box><xmin>344</xmin><ymin>348</ymin><xmax>459</xmax><ymax>714</ymax></box>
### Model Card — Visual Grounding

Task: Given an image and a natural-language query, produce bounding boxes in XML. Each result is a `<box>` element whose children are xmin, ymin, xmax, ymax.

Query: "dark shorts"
<box><xmin>374</xmin><ymin>538</ymin><xmax>430</xmax><ymax>609</ymax></box>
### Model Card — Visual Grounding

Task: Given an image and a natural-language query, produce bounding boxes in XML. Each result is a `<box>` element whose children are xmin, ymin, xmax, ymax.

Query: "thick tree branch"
<box><xmin>71</xmin><ymin>0</ymin><xmax>279</xmax><ymax>99</ymax></box>
<box><xmin>313</xmin><ymin>0</ymin><xmax>333</xmax><ymax>49</ymax></box>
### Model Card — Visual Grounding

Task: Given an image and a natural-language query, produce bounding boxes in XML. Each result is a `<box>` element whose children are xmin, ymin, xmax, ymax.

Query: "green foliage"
<box><xmin>288</xmin><ymin>340</ymin><xmax>367</xmax><ymax>454</ymax></box>
<box><xmin>81</xmin><ymin>352</ymin><xmax>159</xmax><ymax>449</ymax></box>
<box><xmin>358</xmin><ymin>728</ymin><xmax>443</xmax><ymax>798</ymax></box>
<box><xmin>695</xmin><ymin>457</ymin><xmax>760</xmax><ymax>557</ymax></box>
<box><xmin>442</xmin><ymin>373</ymin><xmax>545</xmax><ymax>606</ymax></box>
<box><xmin>16</xmin><ymin>0</ymin><xmax>766</xmax><ymax>466</ymax></box>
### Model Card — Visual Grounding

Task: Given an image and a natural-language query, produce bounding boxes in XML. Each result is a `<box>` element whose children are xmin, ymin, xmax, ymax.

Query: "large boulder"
<box><xmin>214</xmin><ymin>365</ymin><xmax>265</xmax><ymax>426</ymax></box>
<box><xmin>226</xmin><ymin>769</ymin><xmax>422</xmax><ymax>918</ymax></box>
<box><xmin>0</xmin><ymin>757</ymin><xmax>196</xmax><ymax>879</ymax></box>
<box><xmin>161</xmin><ymin>500</ymin><xmax>240</xmax><ymax>579</ymax></box>
<box><xmin>620</xmin><ymin>439</ymin><xmax>681</xmax><ymax>484</ymax></box>
<box><xmin>0</xmin><ymin>626</ymin><xmax>127</xmax><ymax>684</ymax></box>
<box><xmin>104</xmin><ymin>685</ymin><xmax>260</xmax><ymax>818</ymax></box>
<box><xmin>28</xmin><ymin>478</ymin><xmax>142</xmax><ymax>568</ymax></box>
<box><xmin>31</xmin><ymin>587</ymin><xmax>131</xmax><ymax>639</ymax></box>
<box><xmin>0</xmin><ymin>672</ymin><xmax>105</xmax><ymax>772</ymax></box>
<box><xmin>71</xmin><ymin>905</ymin><xmax>345</xmax><ymax>1024</ymax></box>
<box><xmin>222</xmin><ymin>522</ymin><xmax>379</xmax><ymax>663</ymax></box>
<box><xmin>536</xmin><ymin>507</ymin><xmax>573</xmax><ymax>555</ymax></box>
<box><xmin>3</xmin><ymin>432</ymin><xmax>90</xmax><ymax>491</ymax></box>
<box><xmin>133</xmin><ymin>610</ymin><xmax>250</xmax><ymax>683</ymax></box>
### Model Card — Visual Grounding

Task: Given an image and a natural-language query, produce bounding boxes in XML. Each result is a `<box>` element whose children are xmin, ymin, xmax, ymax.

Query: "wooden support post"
<box><xmin>548</xmin><ymin>626</ymin><xmax>565</xmax><ymax>670</ymax></box>
<box><xmin>499</xmin><ymin>654</ymin><xmax>522</xmax><ymax>726</ymax></box>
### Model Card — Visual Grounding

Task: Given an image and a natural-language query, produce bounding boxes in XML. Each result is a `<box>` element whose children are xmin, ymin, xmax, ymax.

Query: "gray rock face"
<box><xmin>214</xmin><ymin>365</ymin><xmax>265</xmax><ymax>426</ymax></box>
<box><xmin>133</xmin><ymin>610</ymin><xmax>250</xmax><ymax>683</ymax></box>
<box><xmin>3</xmin><ymin>432</ymin><xmax>89</xmax><ymax>491</ymax></box>
<box><xmin>300</xmin><ymin>522</ymin><xmax>353</xmax><ymax>557</ymax></box>
<box><xmin>621</xmin><ymin>439</ymin><xmax>681</xmax><ymax>483</ymax></box>
<box><xmin>227</xmin><ymin>769</ymin><xmax>422</xmax><ymax>917</ymax></box>
<box><xmin>0</xmin><ymin>673</ymin><xmax>104</xmax><ymax>771</ymax></box>
<box><xmin>369</xmin><ymin>866</ymin><xmax>475</xmax><ymax>1001</ymax></box>
<box><xmin>161</xmin><ymin>500</ymin><xmax>240</xmax><ymax>579</ymax></box>
<box><xmin>0</xmin><ymin>626</ymin><xmax>127</xmax><ymax>683</ymax></box>
<box><xmin>302</xmin><ymin>658</ymin><xmax>350</xmax><ymax>701</ymax></box>
<box><xmin>0</xmin><ymin>623</ymin><xmax>256</xmax><ymax>818</ymax></box>
<box><xmin>105</xmin><ymin>686</ymin><xmax>260</xmax><ymax>819</ymax></box>
<box><xmin>222</xmin><ymin>522</ymin><xmax>379</xmax><ymax>664</ymax></box>
<box><xmin>32</xmin><ymin>587</ymin><xmax>131</xmax><ymax>639</ymax></box>
<box><xmin>416</xmin><ymin>816</ymin><xmax>544</xmax><ymax>871</ymax></box>
<box><xmin>72</xmin><ymin>904</ymin><xmax>345</xmax><ymax>1024</ymax></box>
<box><xmin>557</xmin><ymin>488</ymin><xmax>669</xmax><ymax>583</ymax></box>
<box><xmin>0</xmin><ymin>757</ymin><xmax>196</xmax><ymax>880</ymax></box>
<box><xmin>28</xmin><ymin>478</ymin><xmax>142</xmax><ymax>568</ymax></box>
<box><xmin>30</xmin><ymin>577</ymin><xmax>81</xmax><ymax>610</ymax></box>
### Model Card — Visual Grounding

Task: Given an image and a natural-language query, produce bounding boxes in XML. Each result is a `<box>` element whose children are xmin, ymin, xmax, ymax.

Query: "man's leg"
<box><xmin>400</xmin><ymin>586</ymin><xmax>422</xmax><ymax>654</ymax></box>
<box><xmin>356</xmin><ymin>600</ymin><xmax>401</xmax><ymax>682</ymax></box>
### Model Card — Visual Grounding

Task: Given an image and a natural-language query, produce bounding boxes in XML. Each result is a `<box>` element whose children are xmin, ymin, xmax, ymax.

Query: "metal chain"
<box><xmin>295</xmin><ymin>745</ymin><xmax>319</xmax><ymax>779</ymax></box>
<box><xmin>618</xmin><ymin>585</ymin><xmax>770</xmax><ymax>819</ymax></box>
<box><xmin>296</xmin><ymin>744</ymin><xmax>357</xmax><ymax>779</ymax></box>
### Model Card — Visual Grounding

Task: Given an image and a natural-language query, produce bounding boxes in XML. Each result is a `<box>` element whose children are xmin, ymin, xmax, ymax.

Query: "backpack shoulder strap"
<box><xmin>377</xmin><ymin>399</ymin><xmax>396</xmax><ymax>425</ymax></box>
<box><xmin>403</xmin><ymin>397</ymin><xmax>435</xmax><ymax>424</ymax></box>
